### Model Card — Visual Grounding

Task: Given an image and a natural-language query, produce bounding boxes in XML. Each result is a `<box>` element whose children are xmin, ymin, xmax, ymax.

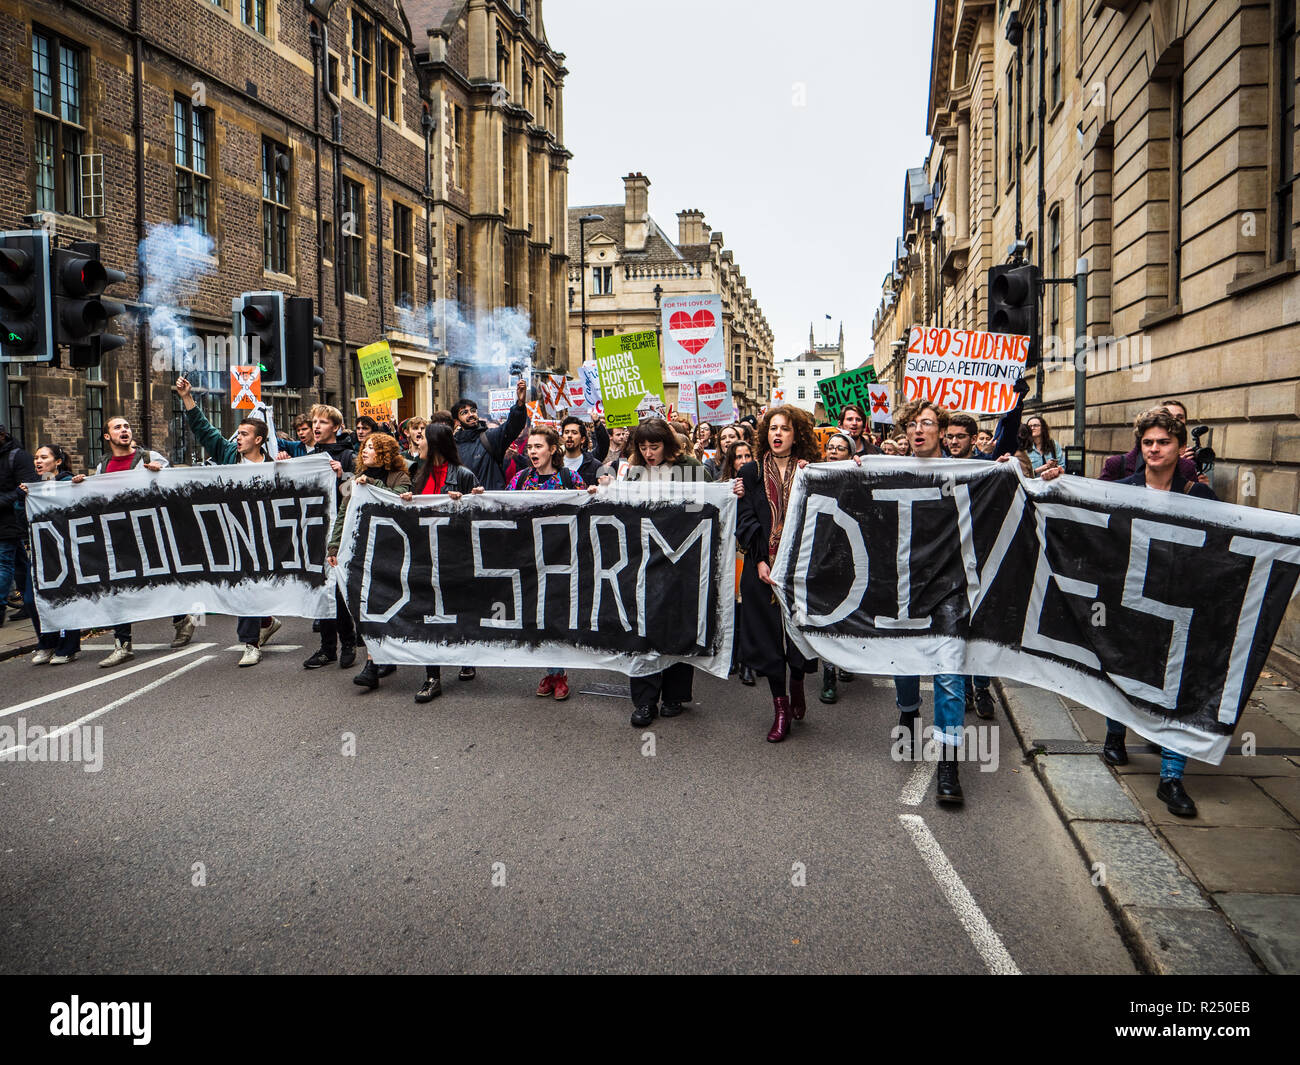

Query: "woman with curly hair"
<box><xmin>735</xmin><ymin>405</ymin><xmax>822</xmax><ymax>742</ymax></box>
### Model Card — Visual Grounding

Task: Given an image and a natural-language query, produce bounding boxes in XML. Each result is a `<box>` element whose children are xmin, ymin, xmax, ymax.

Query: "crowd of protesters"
<box><xmin>2</xmin><ymin>374</ymin><xmax>1222</xmax><ymax>817</ymax></box>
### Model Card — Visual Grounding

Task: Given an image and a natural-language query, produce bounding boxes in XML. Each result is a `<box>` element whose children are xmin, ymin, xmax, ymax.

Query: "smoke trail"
<box><xmin>396</xmin><ymin>300</ymin><xmax>536</xmax><ymax>406</ymax></box>
<box><xmin>139</xmin><ymin>223</ymin><xmax>218</xmax><ymax>373</ymax></box>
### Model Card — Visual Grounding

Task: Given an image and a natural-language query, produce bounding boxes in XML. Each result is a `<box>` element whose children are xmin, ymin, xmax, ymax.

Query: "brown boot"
<box><xmin>790</xmin><ymin>677</ymin><xmax>807</xmax><ymax>720</ymax></box>
<box><xmin>767</xmin><ymin>696</ymin><xmax>792</xmax><ymax>743</ymax></box>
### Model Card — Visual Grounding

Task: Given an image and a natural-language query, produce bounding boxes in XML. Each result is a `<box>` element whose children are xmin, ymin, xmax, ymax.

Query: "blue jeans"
<box><xmin>1106</xmin><ymin>719</ymin><xmax>1185</xmax><ymax>779</ymax></box>
<box><xmin>896</xmin><ymin>674</ymin><xmax>967</xmax><ymax>746</ymax></box>
<box><xmin>0</xmin><ymin>539</ymin><xmax>32</xmax><ymax>615</ymax></box>
<box><xmin>547</xmin><ymin>667</ymin><xmax>565</xmax><ymax>676</ymax></box>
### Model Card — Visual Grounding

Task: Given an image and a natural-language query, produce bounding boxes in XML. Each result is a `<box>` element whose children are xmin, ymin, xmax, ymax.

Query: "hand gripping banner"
<box><xmin>336</xmin><ymin>480</ymin><xmax>736</xmax><ymax>677</ymax></box>
<box><xmin>768</xmin><ymin>460</ymin><xmax>1300</xmax><ymax>763</ymax></box>
<box><xmin>25</xmin><ymin>455</ymin><xmax>338</xmax><ymax>630</ymax></box>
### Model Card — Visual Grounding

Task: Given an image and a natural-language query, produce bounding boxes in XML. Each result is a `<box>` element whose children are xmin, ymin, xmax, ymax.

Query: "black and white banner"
<box><xmin>25</xmin><ymin>455</ymin><xmax>338</xmax><ymax>629</ymax></box>
<box><xmin>335</xmin><ymin>480</ymin><xmax>736</xmax><ymax>677</ymax></box>
<box><xmin>770</xmin><ymin>460</ymin><xmax>1300</xmax><ymax>763</ymax></box>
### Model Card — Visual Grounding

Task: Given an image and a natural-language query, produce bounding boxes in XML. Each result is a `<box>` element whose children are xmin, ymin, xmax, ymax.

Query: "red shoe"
<box><xmin>552</xmin><ymin>675</ymin><xmax>570</xmax><ymax>701</ymax></box>
<box><xmin>536</xmin><ymin>674</ymin><xmax>557</xmax><ymax>697</ymax></box>
<box><xmin>767</xmin><ymin>696</ymin><xmax>792</xmax><ymax>742</ymax></box>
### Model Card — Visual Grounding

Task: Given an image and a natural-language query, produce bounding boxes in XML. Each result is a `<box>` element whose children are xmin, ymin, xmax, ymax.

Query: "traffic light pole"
<box><xmin>1040</xmin><ymin>259</ymin><xmax>1089</xmax><ymax>471</ymax></box>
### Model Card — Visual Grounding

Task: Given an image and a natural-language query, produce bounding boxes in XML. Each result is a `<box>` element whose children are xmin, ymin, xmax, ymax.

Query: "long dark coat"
<box><xmin>734</xmin><ymin>460</ymin><xmax>817</xmax><ymax>679</ymax></box>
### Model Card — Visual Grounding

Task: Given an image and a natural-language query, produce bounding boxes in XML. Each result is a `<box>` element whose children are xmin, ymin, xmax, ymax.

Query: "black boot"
<box><xmin>339</xmin><ymin>643</ymin><xmax>357</xmax><ymax>670</ymax></box>
<box><xmin>936</xmin><ymin>745</ymin><xmax>964</xmax><ymax>805</ymax></box>
<box><xmin>896</xmin><ymin>710</ymin><xmax>920</xmax><ymax>760</ymax></box>
<box><xmin>1156</xmin><ymin>777</ymin><xmax>1197</xmax><ymax>817</ymax></box>
<box><xmin>1102</xmin><ymin>732</ymin><xmax>1129</xmax><ymax>766</ymax></box>
<box><xmin>739</xmin><ymin>665</ymin><xmax>756</xmax><ymax>686</ymax></box>
<box><xmin>353</xmin><ymin>659</ymin><xmax>380</xmax><ymax>690</ymax></box>
<box><xmin>819</xmin><ymin>664</ymin><xmax>838</xmax><ymax>704</ymax></box>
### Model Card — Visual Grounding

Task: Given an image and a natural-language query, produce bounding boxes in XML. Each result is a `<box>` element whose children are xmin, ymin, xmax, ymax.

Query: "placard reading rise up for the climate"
<box><xmin>594</xmin><ymin>331</ymin><xmax>664</xmax><ymax>428</ymax></box>
<box><xmin>903</xmin><ymin>326</ymin><xmax>1028</xmax><ymax>416</ymax></box>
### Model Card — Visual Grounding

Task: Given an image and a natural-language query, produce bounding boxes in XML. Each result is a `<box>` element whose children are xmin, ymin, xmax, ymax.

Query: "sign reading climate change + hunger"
<box><xmin>904</xmin><ymin>326</ymin><xmax>1028</xmax><ymax>416</ymax></box>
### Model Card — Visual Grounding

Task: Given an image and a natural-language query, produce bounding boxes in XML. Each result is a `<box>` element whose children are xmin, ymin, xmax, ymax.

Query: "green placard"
<box><xmin>594</xmin><ymin>331</ymin><xmax>664</xmax><ymax>428</ymax></box>
<box><xmin>357</xmin><ymin>340</ymin><xmax>403</xmax><ymax>403</ymax></box>
<box><xmin>818</xmin><ymin>364</ymin><xmax>878</xmax><ymax>422</ymax></box>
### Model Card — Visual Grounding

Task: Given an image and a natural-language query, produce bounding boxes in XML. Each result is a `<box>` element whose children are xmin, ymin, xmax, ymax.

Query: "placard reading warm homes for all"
<box><xmin>594</xmin><ymin>331</ymin><xmax>664</xmax><ymax>428</ymax></box>
<box><xmin>903</xmin><ymin>326</ymin><xmax>1028</xmax><ymax>416</ymax></box>
<box><xmin>661</xmin><ymin>294</ymin><xmax>724</xmax><ymax>380</ymax></box>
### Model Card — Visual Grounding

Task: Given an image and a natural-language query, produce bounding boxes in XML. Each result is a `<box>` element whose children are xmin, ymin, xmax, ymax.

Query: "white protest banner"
<box><xmin>695</xmin><ymin>375</ymin><xmax>734</xmax><ymax>425</ymax></box>
<box><xmin>662</xmin><ymin>294</ymin><xmax>725</xmax><ymax>380</ymax></box>
<box><xmin>489</xmin><ymin>388</ymin><xmax>516</xmax><ymax>421</ymax></box>
<box><xmin>566</xmin><ymin>381</ymin><xmax>590</xmax><ymax>420</ymax></box>
<box><xmin>25</xmin><ymin>455</ymin><xmax>337</xmax><ymax>630</ymax></box>
<box><xmin>903</xmin><ymin>326</ymin><xmax>1028</xmax><ymax>416</ymax></box>
<box><xmin>868</xmin><ymin>382</ymin><xmax>894</xmax><ymax>424</ymax></box>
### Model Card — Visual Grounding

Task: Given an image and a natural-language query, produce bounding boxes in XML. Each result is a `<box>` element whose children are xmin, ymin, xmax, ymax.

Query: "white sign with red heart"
<box><xmin>662</xmin><ymin>294</ymin><xmax>725</xmax><ymax>379</ymax></box>
<box><xmin>695</xmin><ymin>374</ymin><xmax>734</xmax><ymax>425</ymax></box>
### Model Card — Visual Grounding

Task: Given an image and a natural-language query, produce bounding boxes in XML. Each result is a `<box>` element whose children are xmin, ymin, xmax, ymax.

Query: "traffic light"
<box><xmin>53</xmin><ymin>241</ymin><xmax>127</xmax><ymax>368</ymax></box>
<box><xmin>234</xmin><ymin>291</ymin><xmax>285</xmax><ymax>386</ymax></box>
<box><xmin>285</xmin><ymin>296</ymin><xmax>325</xmax><ymax>389</ymax></box>
<box><xmin>987</xmin><ymin>263</ymin><xmax>1041</xmax><ymax>365</ymax></box>
<box><xmin>0</xmin><ymin>229</ymin><xmax>53</xmax><ymax>363</ymax></box>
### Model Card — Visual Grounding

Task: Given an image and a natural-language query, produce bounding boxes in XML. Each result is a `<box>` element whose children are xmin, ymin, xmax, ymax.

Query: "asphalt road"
<box><xmin>0</xmin><ymin>617</ymin><xmax>1137</xmax><ymax>974</ymax></box>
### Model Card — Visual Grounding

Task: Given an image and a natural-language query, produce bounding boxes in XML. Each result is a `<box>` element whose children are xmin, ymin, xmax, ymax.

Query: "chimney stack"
<box><xmin>677</xmin><ymin>209</ymin><xmax>707</xmax><ymax>246</ymax></box>
<box><xmin>623</xmin><ymin>172</ymin><xmax>650</xmax><ymax>252</ymax></box>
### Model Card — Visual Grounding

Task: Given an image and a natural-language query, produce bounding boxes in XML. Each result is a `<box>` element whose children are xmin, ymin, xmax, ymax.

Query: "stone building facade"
<box><xmin>872</xmin><ymin>0</ymin><xmax>1300</xmax><ymax>665</ymax></box>
<box><xmin>567</xmin><ymin>173</ymin><xmax>775</xmax><ymax>416</ymax></box>
<box><xmin>0</xmin><ymin>0</ymin><xmax>569</xmax><ymax>468</ymax></box>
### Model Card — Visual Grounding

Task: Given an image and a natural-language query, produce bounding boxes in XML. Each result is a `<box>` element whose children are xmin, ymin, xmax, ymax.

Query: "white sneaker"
<box><xmin>170</xmin><ymin>615</ymin><xmax>197</xmax><ymax>648</ymax></box>
<box><xmin>31</xmin><ymin>649</ymin><xmax>53</xmax><ymax>665</ymax></box>
<box><xmin>49</xmin><ymin>653</ymin><xmax>77</xmax><ymax>665</ymax></box>
<box><xmin>257</xmin><ymin>617</ymin><xmax>282</xmax><ymax>648</ymax></box>
<box><xmin>238</xmin><ymin>644</ymin><xmax>262</xmax><ymax>667</ymax></box>
<box><xmin>99</xmin><ymin>640</ymin><xmax>134</xmax><ymax>668</ymax></box>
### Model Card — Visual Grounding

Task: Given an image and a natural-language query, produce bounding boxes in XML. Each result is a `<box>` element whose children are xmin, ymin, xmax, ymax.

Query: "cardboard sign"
<box><xmin>817</xmin><ymin>364</ymin><xmax>878</xmax><ymax>422</ymax></box>
<box><xmin>230</xmin><ymin>365</ymin><xmax>261</xmax><ymax>410</ymax></box>
<box><xmin>903</xmin><ymin>326</ymin><xmax>1028</xmax><ymax>415</ymax></box>
<box><xmin>868</xmin><ymin>383</ymin><xmax>894</xmax><ymax>425</ymax></box>
<box><xmin>662</xmin><ymin>294</ymin><xmax>725</xmax><ymax>380</ymax></box>
<box><xmin>695</xmin><ymin>374</ymin><xmax>734</xmax><ymax>425</ymax></box>
<box><xmin>357</xmin><ymin>341</ymin><xmax>403</xmax><ymax>403</ymax></box>
<box><xmin>355</xmin><ymin>397</ymin><xmax>397</xmax><ymax>423</ymax></box>
<box><xmin>594</xmin><ymin>331</ymin><xmax>664</xmax><ymax>428</ymax></box>
<box><xmin>489</xmin><ymin>389</ymin><xmax>516</xmax><ymax>421</ymax></box>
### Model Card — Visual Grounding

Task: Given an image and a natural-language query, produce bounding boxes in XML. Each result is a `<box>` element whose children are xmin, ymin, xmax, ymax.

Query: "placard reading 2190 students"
<box><xmin>336</xmin><ymin>480</ymin><xmax>737</xmax><ymax>677</ymax></box>
<box><xmin>24</xmin><ymin>455</ymin><xmax>338</xmax><ymax>630</ymax></box>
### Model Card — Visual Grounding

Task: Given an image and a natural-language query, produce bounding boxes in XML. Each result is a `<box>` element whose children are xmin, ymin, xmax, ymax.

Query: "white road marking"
<box><xmin>899</xmin><ymin>761</ymin><xmax>937</xmax><ymax>806</ymax></box>
<box><xmin>0</xmin><ymin>656</ymin><xmax>215</xmax><ymax>759</ymax></box>
<box><xmin>898</xmin><ymin>813</ymin><xmax>1020</xmax><ymax>975</ymax></box>
<box><xmin>0</xmin><ymin>643</ymin><xmax>217</xmax><ymax>720</ymax></box>
<box><xmin>82</xmin><ymin>644</ymin><xmax>302</xmax><ymax>653</ymax></box>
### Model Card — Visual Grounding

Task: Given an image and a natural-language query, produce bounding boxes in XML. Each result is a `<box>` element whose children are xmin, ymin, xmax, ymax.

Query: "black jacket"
<box><xmin>455</xmin><ymin>403</ymin><xmax>527</xmax><ymax>491</ymax></box>
<box><xmin>0</xmin><ymin>437</ymin><xmax>37</xmax><ymax>541</ymax></box>
<box><xmin>1118</xmin><ymin>468</ymin><xmax>1217</xmax><ymax>500</ymax></box>
<box><xmin>407</xmin><ymin>459</ymin><xmax>481</xmax><ymax>496</ymax></box>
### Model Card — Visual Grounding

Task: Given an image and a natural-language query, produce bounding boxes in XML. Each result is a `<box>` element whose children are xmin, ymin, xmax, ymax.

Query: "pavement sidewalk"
<box><xmin>995</xmin><ymin>672</ymin><xmax>1300</xmax><ymax>975</ymax></box>
<box><xmin>0</xmin><ymin>614</ymin><xmax>38</xmax><ymax>661</ymax></box>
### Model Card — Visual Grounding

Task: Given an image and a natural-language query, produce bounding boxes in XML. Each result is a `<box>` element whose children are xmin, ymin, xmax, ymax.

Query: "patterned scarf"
<box><xmin>762</xmin><ymin>452</ymin><xmax>797</xmax><ymax>564</ymax></box>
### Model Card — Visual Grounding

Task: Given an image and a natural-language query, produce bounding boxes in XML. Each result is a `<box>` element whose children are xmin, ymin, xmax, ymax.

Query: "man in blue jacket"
<box><xmin>451</xmin><ymin>377</ymin><xmax>528</xmax><ymax>491</ymax></box>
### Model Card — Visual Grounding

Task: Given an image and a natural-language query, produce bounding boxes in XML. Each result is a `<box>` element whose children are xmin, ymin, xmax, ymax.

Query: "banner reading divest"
<box><xmin>24</xmin><ymin>455</ymin><xmax>338</xmax><ymax>630</ymax></box>
<box><xmin>903</xmin><ymin>326</ymin><xmax>1027</xmax><ymax>415</ymax></box>
<box><xmin>662</xmin><ymin>294</ymin><xmax>724</xmax><ymax>380</ymax></box>
<box><xmin>594</xmin><ymin>331</ymin><xmax>663</xmax><ymax>428</ymax></box>
<box><xmin>769</xmin><ymin>460</ymin><xmax>1300</xmax><ymax>764</ymax></box>
<box><xmin>336</xmin><ymin>479</ymin><xmax>736</xmax><ymax>677</ymax></box>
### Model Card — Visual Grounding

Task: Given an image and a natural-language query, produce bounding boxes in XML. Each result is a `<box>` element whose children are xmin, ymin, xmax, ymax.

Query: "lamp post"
<box><xmin>578</xmin><ymin>213</ymin><xmax>604</xmax><ymax>364</ymax></box>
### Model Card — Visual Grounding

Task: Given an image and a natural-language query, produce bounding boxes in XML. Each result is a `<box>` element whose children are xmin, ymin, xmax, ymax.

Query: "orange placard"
<box><xmin>355</xmin><ymin>397</ymin><xmax>397</xmax><ymax>422</ymax></box>
<box><xmin>230</xmin><ymin>365</ymin><xmax>261</xmax><ymax>410</ymax></box>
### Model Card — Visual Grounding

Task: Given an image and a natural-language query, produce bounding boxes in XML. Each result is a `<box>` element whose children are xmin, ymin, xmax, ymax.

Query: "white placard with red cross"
<box><xmin>868</xmin><ymin>383</ymin><xmax>894</xmax><ymax>424</ymax></box>
<box><xmin>662</xmin><ymin>294</ymin><xmax>724</xmax><ymax>380</ymax></box>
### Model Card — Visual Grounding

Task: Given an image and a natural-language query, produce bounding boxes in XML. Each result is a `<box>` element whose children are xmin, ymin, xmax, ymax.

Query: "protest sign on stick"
<box><xmin>868</xmin><ymin>383</ymin><xmax>894</xmax><ymax>424</ymax></box>
<box><xmin>903</xmin><ymin>326</ymin><xmax>1028</xmax><ymax>415</ymax></box>
<box><xmin>489</xmin><ymin>388</ymin><xmax>516</xmax><ymax>421</ymax></box>
<box><xmin>695</xmin><ymin>374</ymin><xmax>734</xmax><ymax>425</ymax></box>
<box><xmin>594</xmin><ymin>331</ymin><xmax>664</xmax><ymax>428</ymax></box>
<box><xmin>817</xmin><ymin>365</ymin><xmax>878</xmax><ymax>422</ymax></box>
<box><xmin>357</xmin><ymin>341</ymin><xmax>403</xmax><ymax>403</ymax></box>
<box><xmin>662</xmin><ymin>294</ymin><xmax>724</xmax><ymax>380</ymax></box>
<box><xmin>355</xmin><ymin>397</ymin><xmax>397</xmax><ymax>422</ymax></box>
<box><xmin>230</xmin><ymin>365</ymin><xmax>261</xmax><ymax>410</ymax></box>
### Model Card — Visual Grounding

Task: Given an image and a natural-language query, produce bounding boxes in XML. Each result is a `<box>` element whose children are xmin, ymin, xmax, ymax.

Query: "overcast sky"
<box><xmin>545</xmin><ymin>0</ymin><xmax>936</xmax><ymax>369</ymax></box>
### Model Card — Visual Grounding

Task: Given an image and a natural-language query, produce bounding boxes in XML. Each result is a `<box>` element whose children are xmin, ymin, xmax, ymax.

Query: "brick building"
<box><xmin>0</xmin><ymin>0</ymin><xmax>570</xmax><ymax>469</ymax></box>
<box><xmin>872</xmin><ymin>0</ymin><xmax>1299</xmax><ymax>663</ymax></box>
<box><xmin>568</xmin><ymin>173</ymin><xmax>776</xmax><ymax>417</ymax></box>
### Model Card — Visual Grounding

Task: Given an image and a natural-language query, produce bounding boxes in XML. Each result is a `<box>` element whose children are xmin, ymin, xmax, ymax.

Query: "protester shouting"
<box><xmin>735</xmin><ymin>406</ymin><xmax>822</xmax><ymax>742</ymax></box>
<box><xmin>452</xmin><ymin>377</ymin><xmax>528</xmax><ymax>491</ymax></box>
<box><xmin>509</xmin><ymin>425</ymin><xmax>597</xmax><ymax>703</ymax></box>
<box><xmin>176</xmin><ymin>376</ymin><xmax>282</xmax><ymax>666</ymax></box>
<box><xmin>716</xmin><ymin>437</ymin><xmax>757</xmax><ymax>687</ymax></box>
